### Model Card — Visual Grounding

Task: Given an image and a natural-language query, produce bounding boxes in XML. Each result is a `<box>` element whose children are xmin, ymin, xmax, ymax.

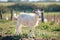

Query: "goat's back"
<box><xmin>17</xmin><ymin>12</ymin><xmax>37</xmax><ymax>26</ymax></box>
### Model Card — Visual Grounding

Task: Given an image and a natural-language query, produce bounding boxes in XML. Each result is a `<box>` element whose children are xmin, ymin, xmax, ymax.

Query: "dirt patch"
<box><xmin>1</xmin><ymin>36</ymin><xmax>60</xmax><ymax>40</ymax></box>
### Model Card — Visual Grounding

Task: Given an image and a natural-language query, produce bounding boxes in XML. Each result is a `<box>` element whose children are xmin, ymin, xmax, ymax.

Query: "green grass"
<box><xmin>0</xmin><ymin>20</ymin><xmax>60</xmax><ymax>39</ymax></box>
<box><xmin>0</xmin><ymin>2</ymin><xmax>60</xmax><ymax>40</ymax></box>
<box><xmin>0</xmin><ymin>20</ymin><xmax>16</xmax><ymax>35</ymax></box>
<box><xmin>0</xmin><ymin>11</ymin><xmax>60</xmax><ymax>39</ymax></box>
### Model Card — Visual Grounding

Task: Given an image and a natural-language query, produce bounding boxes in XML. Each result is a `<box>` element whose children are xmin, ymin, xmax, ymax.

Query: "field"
<box><xmin>0</xmin><ymin>20</ymin><xmax>60</xmax><ymax>40</ymax></box>
<box><xmin>0</xmin><ymin>12</ymin><xmax>60</xmax><ymax>40</ymax></box>
<box><xmin>2</xmin><ymin>12</ymin><xmax>60</xmax><ymax>22</ymax></box>
<box><xmin>0</xmin><ymin>2</ymin><xmax>60</xmax><ymax>40</ymax></box>
<box><xmin>0</xmin><ymin>2</ymin><xmax>60</xmax><ymax>6</ymax></box>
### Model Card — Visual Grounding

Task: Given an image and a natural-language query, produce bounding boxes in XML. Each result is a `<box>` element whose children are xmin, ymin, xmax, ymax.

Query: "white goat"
<box><xmin>16</xmin><ymin>10</ymin><xmax>41</xmax><ymax>37</ymax></box>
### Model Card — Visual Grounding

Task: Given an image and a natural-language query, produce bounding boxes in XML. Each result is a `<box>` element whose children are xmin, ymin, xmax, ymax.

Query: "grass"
<box><xmin>0</xmin><ymin>20</ymin><xmax>60</xmax><ymax>39</ymax></box>
<box><xmin>0</xmin><ymin>2</ymin><xmax>60</xmax><ymax>40</ymax></box>
<box><xmin>0</xmin><ymin>8</ymin><xmax>60</xmax><ymax>39</ymax></box>
<box><xmin>0</xmin><ymin>2</ymin><xmax>60</xmax><ymax>7</ymax></box>
<box><xmin>32</xmin><ymin>2</ymin><xmax>60</xmax><ymax>6</ymax></box>
<box><xmin>0</xmin><ymin>20</ymin><xmax>16</xmax><ymax>35</ymax></box>
<box><xmin>0</xmin><ymin>2</ymin><xmax>16</xmax><ymax>6</ymax></box>
<box><xmin>45</xmin><ymin>12</ymin><xmax>60</xmax><ymax>16</ymax></box>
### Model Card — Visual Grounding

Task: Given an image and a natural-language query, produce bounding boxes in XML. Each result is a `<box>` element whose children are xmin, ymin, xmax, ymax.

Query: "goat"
<box><xmin>16</xmin><ymin>10</ymin><xmax>42</xmax><ymax>37</ymax></box>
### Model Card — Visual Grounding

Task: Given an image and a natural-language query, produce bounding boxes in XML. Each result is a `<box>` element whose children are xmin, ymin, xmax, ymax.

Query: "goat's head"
<box><xmin>34</xmin><ymin>9</ymin><xmax>41</xmax><ymax>18</ymax></box>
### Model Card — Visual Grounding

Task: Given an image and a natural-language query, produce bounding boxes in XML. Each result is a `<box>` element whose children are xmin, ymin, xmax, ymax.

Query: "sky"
<box><xmin>0</xmin><ymin>0</ymin><xmax>40</xmax><ymax>2</ymax></box>
<box><xmin>56</xmin><ymin>0</ymin><xmax>59</xmax><ymax>1</ymax></box>
<box><xmin>0</xmin><ymin>0</ymin><xmax>8</xmax><ymax>1</ymax></box>
<box><xmin>0</xmin><ymin>0</ymin><xmax>60</xmax><ymax>2</ymax></box>
<box><xmin>29</xmin><ymin>0</ymin><xmax>40</xmax><ymax>1</ymax></box>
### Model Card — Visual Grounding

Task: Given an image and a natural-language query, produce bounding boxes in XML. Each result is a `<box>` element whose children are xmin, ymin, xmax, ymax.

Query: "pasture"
<box><xmin>0</xmin><ymin>2</ymin><xmax>60</xmax><ymax>6</ymax></box>
<box><xmin>0</xmin><ymin>2</ymin><xmax>60</xmax><ymax>40</ymax></box>
<box><xmin>0</xmin><ymin>12</ymin><xmax>60</xmax><ymax>40</ymax></box>
<box><xmin>2</xmin><ymin>12</ymin><xmax>60</xmax><ymax>22</ymax></box>
<box><xmin>0</xmin><ymin>20</ymin><xmax>60</xmax><ymax>40</ymax></box>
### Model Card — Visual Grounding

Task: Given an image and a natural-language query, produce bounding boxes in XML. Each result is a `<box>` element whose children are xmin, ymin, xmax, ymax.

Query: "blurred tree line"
<box><xmin>0</xmin><ymin>3</ymin><xmax>60</xmax><ymax>19</ymax></box>
<box><xmin>0</xmin><ymin>3</ymin><xmax>60</xmax><ymax>12</ymax></box>
<box><xmin>7</xmin><ymin>3</ymin><xmax>60</xmax><ymax>12</ymax></box>
<box><xmin>45</xmin><ymin>4</ymin><xmax>60</xmax><ymax>12</ymax></box>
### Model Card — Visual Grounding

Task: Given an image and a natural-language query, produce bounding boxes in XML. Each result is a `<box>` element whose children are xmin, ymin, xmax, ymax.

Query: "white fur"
<box><xmin>16</xmin><ymin>11</ymin><xmax>41</xmax><ymax>37</ymax></box>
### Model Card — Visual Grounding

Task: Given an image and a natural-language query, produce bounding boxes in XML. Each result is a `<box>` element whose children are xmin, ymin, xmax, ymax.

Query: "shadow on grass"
<box><xmin>1</xmin><ymin>34</ymin><xmax>28</xmax><ymax>40</ymax></box>
<box><xmin>1</xmin><ymin>36</ymin><xmax>20</xmax><ymax>40</ymax></box>
<box><xmin>0</xmin><ymin>34</ymin><xmax>60</xmax><ymax>40</ymax></box>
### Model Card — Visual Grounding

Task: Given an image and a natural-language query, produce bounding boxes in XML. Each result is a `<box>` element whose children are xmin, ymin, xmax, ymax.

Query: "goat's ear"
<box><xmin>33</xmin><ymin>11</ymin><xmax>36</xmax><ymax>14</ymax></box>
<box><xmin>34</xmin><ymin>12</ymin><xmax>37</xmax><ymax>14</ymax></box>
<box><xmin>33</xmin><ymin>10</ymin><xmax>35</xmax><ymax>13</ymax></box>
<box><xmin>34</xmin><ymin>13</ymin><xmax>36</xmax><ymax>14</ymax></box>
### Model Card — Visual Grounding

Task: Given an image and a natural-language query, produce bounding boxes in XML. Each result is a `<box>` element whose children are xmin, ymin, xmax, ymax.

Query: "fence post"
<box><xmin>0</xmin><ymin>10</ymin><xmax>2</xmax><ymax>19</ymax></box>
<box><xmin>41</xmin><ymin>10</ymin><xmax>44</xmax><ymax>23</ymax></box>
<box><xmin>11</xmin><ymin>9</ymin><xmax>14</xmax><ymax>21</ymax></box>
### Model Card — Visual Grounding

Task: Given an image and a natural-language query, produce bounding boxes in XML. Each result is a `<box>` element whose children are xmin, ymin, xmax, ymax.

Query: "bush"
<box><xmin>49</xmin><ymin>21</ymin><xmax>55</xmax><ymax>25</ymax></box>
<box><xmin>36</xmin><ymin>22</ymin><xmax>60</xmax><ymax>32</ymax></box>
<box><xmin>52</xmin><ymin>26</ymin><xmax>60</xmax><ymax>31</ymax></box>
<box><xmin>0</xmin><ymin>20</ymin><xmax>10</xmax><ymax>23</ymax></box>
<box><xmin>45</xmin><ymin>4</ymin><xmax>60</xmax><ymax>12</ymax></box>
<box><xmin>37</xmin><ymin>23</ymin><xmax>51</xmax><ymax>30</ymax></box>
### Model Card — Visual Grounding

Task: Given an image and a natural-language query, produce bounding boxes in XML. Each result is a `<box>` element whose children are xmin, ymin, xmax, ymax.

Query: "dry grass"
<box><xmin>0</xmin><ymin>2</ymin><xmax>60</xmax><ymax>7</ymax></box>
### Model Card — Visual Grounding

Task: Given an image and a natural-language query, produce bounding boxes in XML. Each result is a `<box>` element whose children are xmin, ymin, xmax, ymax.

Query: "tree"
<box><xmin>0</xmin><ymin>6</ymin><xmax>9</xmax><ymax>20</ymax></box>
<box><xmin>0</xmin><ymin>6</ymin><xmax>3</xmax><ymax>19</ymax></box>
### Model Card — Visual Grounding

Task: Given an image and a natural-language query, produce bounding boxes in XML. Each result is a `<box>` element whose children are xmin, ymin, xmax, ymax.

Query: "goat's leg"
<box><xmin>31</xmin><ymin>26</ymin><xmax>35</xmax><ymax>37</ymax></box>
<box><xmin>16</xmin><ymin>20</ymin><xmax>22</xmax><ymax>35</ymax></box>
<box><xmin>18</xmin><ymin>24</ymin><xmax>22</xmax><ymax>34</ymax></box>
<box><xmin>16</xmin><ymin>19</ymin><xmax>19</xmax><ymax>35</ymax></box>
<box><xmin>16</xmin><ymin>26</ymin><xmax>19</xmax><ymax>35</ymax></box>
<box><xmin>16</xmin><ymin>24</ymin><xmax>22</xmax><ymax>35</ymax></box>
<box><xmin>29</xmin><ymin>26</ymin><xmax>35</xmax><ymax>37</ymax></box>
